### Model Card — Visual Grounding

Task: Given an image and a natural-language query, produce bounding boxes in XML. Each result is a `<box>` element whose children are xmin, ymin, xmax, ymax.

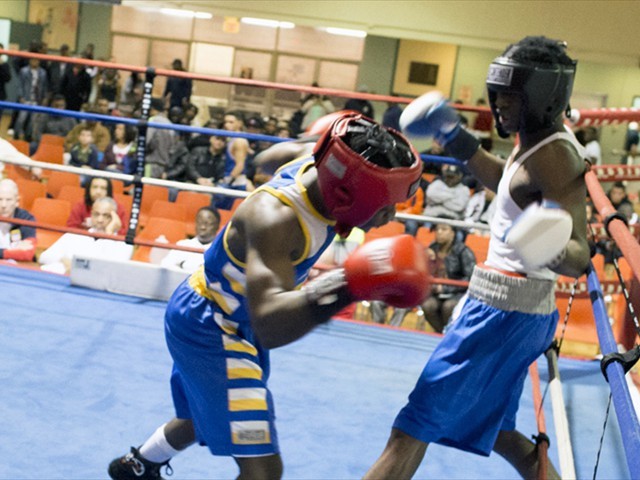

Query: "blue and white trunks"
<box><xmin>394</xmin><ymin>266</ymin><xmax>558</xmax><ymax>456</ymax></box>
<box><xmin>164</xmin><ymin>280</ymin><xmax>279</xmax><ymax>458</ymax></box>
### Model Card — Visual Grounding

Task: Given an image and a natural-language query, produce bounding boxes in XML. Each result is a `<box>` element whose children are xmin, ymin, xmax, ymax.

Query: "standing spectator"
<box><xmin>0</xmin><ymin>179</ymin><xmax>37</xmax><ymax>262</ymax></box>
<box><xmin>164</xmin><ymin>59</ymin><xmax>192</xmax><ymax>109</ymax></box>
<box><xmin>119</xmin><ymin>72</ymin><xmax>144</xmax><ymax>117</ymax></box>
<box><xmin>101</xmin><ymin>123</ymin><xmax>137</xmax><ymax>174</ymax></box>
<box><xmin>14</xmin><ymin>57</ymin><xmax>49</xmax><ymax>140</ymax></box>
<box><xmin>151</xmin><ymin>207</ymin><xmax>220</xmax><ymax>273</ymax></box>
<box><xmin>67</xmin><ymin>177</ymin><xmax>129</xmax><ymax>235</ymax></box>
<box><xmin>47</xmin><ymin>43</ymin><xmax>71</xmax><ymax>96</ymax></box>
<box><xmin>98</xmin><ymin>67</ymin><xmax>120</xmax><ymax>111</ymax></box>
<box><xmin>421</xmin><ymin>220</ymin><xmax>476</xmax><ymax>332</ymax></box>
<box><xmin>145</xmin><ymin>97</ymin><xmax>176</xmax><ymax>178</ymax></box>
<box><xmin>0</xmin><ymin>43</ymin><xmax>12</xmax><ymax>124</ymax></box>
<box><xmin>60</xmin><ymin>63</ymin><xmax>92</xmax><ymax>112</ymax></box>
<box><xmin>186</xmin><ymin>135</ymin><xmax>227</xmax><ymax>186</ymax></box>
<box><xmin>345</xmin><ymin>84</ymin><xmax>375</xmax><ymax>118</ymax></box>
<box><xmin>582</xmin><ymin>126</ymin><xmax>602</xmax><ymax>165</ymax></box>
<box><xmin>300</xmin><ymin>84</ymin><xmax>335</xmax><ymax>131</ymax></box>
<box><xmin>423</xmin><ymin>164</ymin><xmax>471</xmax><ymax>220</ymax></box>
<box><xmin>31</xmin><ymin>94</ymin><xmax>77</xmax><ymax>148</ymax></box>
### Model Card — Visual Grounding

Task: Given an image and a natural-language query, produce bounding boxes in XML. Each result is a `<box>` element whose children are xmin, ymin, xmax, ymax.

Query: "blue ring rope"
<box><xmin>586</xmin><ymin>262</ymin><xmax>640</xmax><ymax>478</ymax></box>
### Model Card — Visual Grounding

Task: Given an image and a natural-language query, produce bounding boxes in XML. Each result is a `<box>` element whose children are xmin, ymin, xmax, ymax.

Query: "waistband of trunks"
<box><xmin>468</xmin><ymin>265</ymin><xmax>557</xmax><ymax>315</ymax></box>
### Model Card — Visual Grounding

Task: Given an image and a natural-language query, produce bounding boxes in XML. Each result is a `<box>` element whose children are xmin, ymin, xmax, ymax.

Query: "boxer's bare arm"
<box><xmin>254</xmin><ymin>138</ymin><xmax>317</xmax><ymax>177</ymax></box>
<box><xmin>530</xmin><ymin>141</ymin><xmax>590</xmax><ymax>277</ymax></box>
<box><xmin>466</xmin><ymin>148</ymin><xmax>507</xmax><ymax>192</ymax></box>
<box><xmin>241</xmin><ymin>194</ymin><xmax>350</xmax><ymax>348</ymax></box>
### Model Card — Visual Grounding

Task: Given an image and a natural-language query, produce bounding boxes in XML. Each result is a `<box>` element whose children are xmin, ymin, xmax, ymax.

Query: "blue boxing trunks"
<box><xmin>394</xmin><ymin>265</ymin><xmax>558</xmax><ymax>456</ymax></box>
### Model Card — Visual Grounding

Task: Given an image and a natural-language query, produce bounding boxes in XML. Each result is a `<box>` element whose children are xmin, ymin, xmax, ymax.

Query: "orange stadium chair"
<box><xmin>15</xmin><ymin>179</ymin><xmax>47</xmax><ymax>211</ymax></box>
<box><xmin>138</xmin><ymin>185</ymin><xmax>170</xmax><ymax>227</ymax></box>
<box><xmin>132</xmin><ymin>216</ymin><xmax>187</xmax><ymax>263</ymax></box>
<box><xmin>111</xmin><ymin>179</ymin><xmax>129</xmax><ymax>196</ymax></box>
<box><xmin>364</xmin><ymin>220</ymin><xmax>405</xmax><ymax>242</ymax></box>
<box><xmin>229</xmin><ymin>197</ymin><xmax>244</xmax><ymax>214</ymax></box>
<box><xmin>148</xmin><ymin>200</ymin><xmax>188</xmax><ymax>223</ymax></box>
<box><xmin>31</xmin><ymin>143</ymin><xmax>64</xmax><ymax>165</ymax></box>
<box><xmin>30</xmin><ymin>197</ymin><xmax>72</xmax><ymax>250</ymax></box>
<box><xmin>465</xmin><ymin>233</ymin><xmax>490</xmax><ymax>263</ymax></box>
<box><xmin>57</xmin><ymin>185</ymin><xmax>85</xmax><ymax>205</ymax></box>
<box><xmin>114</xmin><ymin>193</ymin><xmax>133</xmax><ymax>213</ymax></box>
<box><xmin>44</xmin><ymin>170</ymin><xmax>81</xmax><ymax>199</ymax></box>
<box><xmin>415</xmin><ymin>226</ymin><xmax>435</xmax><ymax>248</ymax></box>
<box><xmin>4</xmin><ymin>164</ymin><xmax>34</xmax><ymax>181</ymax></box>
<box><xmin>38</xmin><ymin>134</ymin><xmax>65</xmax><ymax>147</ymax></box>
<box><xmin>8</xmin><ymin>139</ymin><xmax>30</xmax><ymax>156</ymax></box>
<box><xmin>175</xmin><ymin>191</ymin><xmax>213</xmax><ymax>236</ymax></box>
<box><xmin>218</xmin><ymin>209</ymin><xmax>233</xmax><ymax>233</ymax></box>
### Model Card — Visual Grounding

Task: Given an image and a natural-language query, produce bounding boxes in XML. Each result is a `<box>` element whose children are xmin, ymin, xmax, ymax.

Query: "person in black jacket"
<box><xmin>185</xmin><ymin>135</ymin><xmax>227</xmax><ymax>186</ymax></box>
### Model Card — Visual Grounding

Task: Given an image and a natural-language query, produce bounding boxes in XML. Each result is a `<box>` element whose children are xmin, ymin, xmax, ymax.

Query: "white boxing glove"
<box><xmin>503</xmin><ymin>200</ymin><xmax>573</xmax><ymax>270</ymax></box>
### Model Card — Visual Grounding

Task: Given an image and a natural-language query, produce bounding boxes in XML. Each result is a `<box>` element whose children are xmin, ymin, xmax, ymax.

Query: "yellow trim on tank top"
<box><xmin>188</xmin><ymin>266</ymin><xmax>234</xmax><ymax>315</ymax></box>
<box><xmin>258</xmin><ymin>185</ymin><xmax>310</xmax><ymax>265</ymax></box>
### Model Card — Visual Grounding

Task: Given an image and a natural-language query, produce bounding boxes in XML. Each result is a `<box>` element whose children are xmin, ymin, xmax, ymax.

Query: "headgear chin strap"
<box><xmin>313</xmin><ymin>113</ymin><xmax>422</xmax><ymax>237</ymax></box>
<box><xmin>486</xmin><ymin>44</ymin><xmax>577</xmax><ymax>138</ymax></box>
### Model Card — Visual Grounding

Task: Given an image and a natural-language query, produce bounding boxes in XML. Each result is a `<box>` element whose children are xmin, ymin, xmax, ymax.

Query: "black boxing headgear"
<box><xmin>313</xmin><ymin>113</ymin><xmax>422</xmax><ymax>237</ymax></box>
<box><xmin>486</xmin><ymin>36</ymin><xmax>577</xmax><ymax>138</ymax></box>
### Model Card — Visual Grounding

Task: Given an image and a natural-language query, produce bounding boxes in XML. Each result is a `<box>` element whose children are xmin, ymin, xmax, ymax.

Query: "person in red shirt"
<box><xmin>66</xmin><ymin>177</ymin><xmax>128</xmax><ymax>235</ymax></box>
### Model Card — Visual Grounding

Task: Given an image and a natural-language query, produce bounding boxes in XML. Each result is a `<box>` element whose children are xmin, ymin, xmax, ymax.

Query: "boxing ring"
<box><xmin>0</xmin><ymin>49</ymin><xmax>639</xmax><ymax>479</ymax></box>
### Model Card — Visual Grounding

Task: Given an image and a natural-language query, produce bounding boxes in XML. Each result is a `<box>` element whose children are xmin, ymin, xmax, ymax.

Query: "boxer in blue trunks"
<box><xmin>108</xmin><ymin>113</ymin><xmax>429</xmax><ymax>479</ymax></box>
<box><xmin>364</xmin><ymin>36</ymin><xmax>591</xmax><ymax>479</ymax></box>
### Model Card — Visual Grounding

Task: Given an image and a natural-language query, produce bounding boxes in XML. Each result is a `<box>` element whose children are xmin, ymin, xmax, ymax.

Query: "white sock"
<box><xmin>139</xmin><ymin>423</ymin><xmax>181</xmax><ymax>463</ymax></box>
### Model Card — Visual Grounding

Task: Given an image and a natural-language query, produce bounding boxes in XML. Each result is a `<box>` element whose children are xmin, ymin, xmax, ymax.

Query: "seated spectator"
<box><xmin>65</xmin><ymin>108</ymin><xmax>112</xmax><ymax>152</ymax></box>
<box><xmin>0</xmin><ymin>179</ymin><xmax>37</xmax><ymax>262</ymax></box>
<box><xmin>420</xmin><ymin>220</ymin><xmax>476</xmax><ymax>332</ymax></box>
<box><xmin>463</xmin><ymin>182</ymin><xmax>496</xmax><ymax>232</ymax></box>
<box><xmin>607</xmin><ymin>182</ymin><xmax>632</xmax><ymax>211</ymax></box>
<box><xmin>39</xmin><ymin>197</ymin><xmax>133</xmax><ymax>274</ymax></box>
<box><xmin>67</xmin><ymin>177</ymin><xmax>128</xmax><ymax>235</ymax></box>
<box><xmin>186</xmin><ymin>135</ymin><xmax>227</xmax><ymax>186</ymax></box>
<box><xmin>423</xmin><ymin>164</ymin><xmax>471</xmax><ymax>220</ymax></box>
<box><xmin>150</xmin><ymin>206</ymin><xmax>220</xmax><ymax>273</ymax></box>
<box><xmin>101</xmin><ymin>123</ymin><xmax>137</xmax><ymax>174</ymax></box>
<box><xmin>164</xmin><ymin>140</ymin><xmax>191</xmax><ymax>183</ymax></box>
<box><xmin>30</xmin><ymin>94</ymin><xmax>77</xmax><ymax>150</ymax></box>
<box><xmin>69</xmin><ymin>126</ymin><xmax>101</xmax><ymax>171</ymax></box>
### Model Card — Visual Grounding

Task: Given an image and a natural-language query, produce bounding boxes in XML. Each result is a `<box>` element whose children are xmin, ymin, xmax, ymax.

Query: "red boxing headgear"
<box><xmin>313</xmin><ymin>113</ymin><xmax>422</xmax><ymax>236</ymax></box>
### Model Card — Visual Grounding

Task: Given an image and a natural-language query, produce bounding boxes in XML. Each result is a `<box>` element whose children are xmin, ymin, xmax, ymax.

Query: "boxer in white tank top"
<box><xmin>366</xmin><ymin>36</ymin><xmax>591</xmax><ymax>480</ymax></box>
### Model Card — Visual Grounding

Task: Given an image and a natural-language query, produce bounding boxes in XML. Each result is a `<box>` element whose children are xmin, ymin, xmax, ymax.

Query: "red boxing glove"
<box><xmin>344</xmin><ymin>234</ymin><xmax>431</xmax><ymax>308</ymax></box>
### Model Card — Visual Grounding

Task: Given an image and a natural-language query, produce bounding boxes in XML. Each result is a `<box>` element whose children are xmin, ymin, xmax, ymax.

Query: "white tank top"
<box><xmin>485</xmin><ymin>127</ymin><xmax>586</xmax><ymax>280</ymax></box>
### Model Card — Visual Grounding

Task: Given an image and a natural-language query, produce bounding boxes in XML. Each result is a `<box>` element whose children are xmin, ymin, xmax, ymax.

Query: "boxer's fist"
<box><xmin>503</xmin><ymin>200</ymin><xmax>573</xmax><ymax>270</ymax></box>
<box><xmin>344</xmin><ymin>235</ymin><xmax>430</xmax><ymax>308</ymax></box>
<box><xmin>400</xmin><ymin>91</ymin><xmax>480</xmax><ymax>161</ymax></box>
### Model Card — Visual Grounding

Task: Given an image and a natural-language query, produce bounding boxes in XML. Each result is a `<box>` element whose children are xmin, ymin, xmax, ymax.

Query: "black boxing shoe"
<box><xmin>108</xmin><ymin>446</ymin><xmax>173</xmax><ymax>480</ymax></box>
